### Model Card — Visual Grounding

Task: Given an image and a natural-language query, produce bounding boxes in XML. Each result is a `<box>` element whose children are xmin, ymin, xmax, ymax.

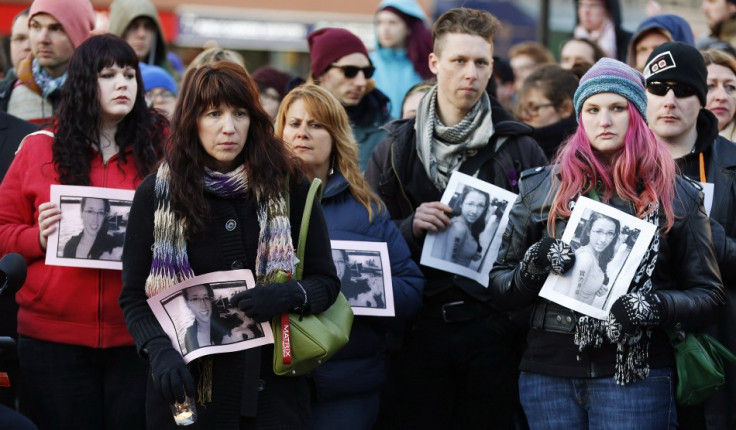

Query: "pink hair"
<box><xmin>548</xmin><ymin>102</ymin><xmax>676</xmax><ymax>235</ymax></box>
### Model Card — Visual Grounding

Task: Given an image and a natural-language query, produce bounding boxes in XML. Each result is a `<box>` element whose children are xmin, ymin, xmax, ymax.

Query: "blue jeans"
<box><xmin>17</xmin><ymin>336</ymin><xmax>147</xmax><ymax>430</ymax></box>
<box><xmin>519</xmin><ymin>368</ymin><xmax>677</xmax><ymax>430</ymax></box>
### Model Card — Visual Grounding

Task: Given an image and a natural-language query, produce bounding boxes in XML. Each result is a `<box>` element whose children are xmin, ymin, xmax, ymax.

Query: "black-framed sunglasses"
<box><xmin>646</xmin><ymin>81</ymin><xmax>698</xmax><ymax>98</ymax></box>
<box><xmin>330</xmin><ymin>63</ymin><xmax>375</xmax><ymax>79</ymax></box>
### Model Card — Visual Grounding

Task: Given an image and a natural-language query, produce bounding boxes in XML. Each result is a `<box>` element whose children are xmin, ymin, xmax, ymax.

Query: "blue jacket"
<box><xmin>345</xmin><ymin>89</ymin><xmax>392</xmax><ymax>171</ymax></box>
<box><xmin>370</xmin><ymin>47</ymin><xmax>423</xmax><ymax>120</ymax></box>
<box><xmin>310</xmin><ymin>171</ymin><xmax>424</xmax><ymax>400</ymax></box>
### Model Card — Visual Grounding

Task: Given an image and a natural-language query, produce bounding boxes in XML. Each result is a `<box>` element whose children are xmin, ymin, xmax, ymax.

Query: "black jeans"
<box><xmin>17</xmin><ymin>335</ymin><xmax>147</xmax><ymax>430</ymax></box>
<box><xmin>379</xmin><ymin>309</ymin><xmax>524</xmax><ymax>430</ymax></box>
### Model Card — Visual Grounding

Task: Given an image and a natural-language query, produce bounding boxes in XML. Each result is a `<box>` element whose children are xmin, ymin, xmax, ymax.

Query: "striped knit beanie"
<box><xmin>573</xmin><ymin>57</ymin><xmax>647</xmax><ymax>122</ymax></box>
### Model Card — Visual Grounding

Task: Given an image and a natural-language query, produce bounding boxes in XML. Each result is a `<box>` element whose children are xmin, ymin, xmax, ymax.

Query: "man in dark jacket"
<box><xmin>644</xmin><ymin>41</ymin><xmax>736</xmax><ymax>430</ymax></box>
<box><xmin>365</xmin><ymin>8</ymin><xmax>547</xmax><ymax>429</ymax></box>
<box><xmin>307</xmin><ymin>27</ymin><xmax>392</xmax><ymax>171</ymax></box>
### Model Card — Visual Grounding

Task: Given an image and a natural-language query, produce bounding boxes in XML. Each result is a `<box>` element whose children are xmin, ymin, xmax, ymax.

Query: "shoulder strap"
<box><xmin>294</xmin><ymin>178</ymin><xmax>322</xmax><ymax>279</ymax></box>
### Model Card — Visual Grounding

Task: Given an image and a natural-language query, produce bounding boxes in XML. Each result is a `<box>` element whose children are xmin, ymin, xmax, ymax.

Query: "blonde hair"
<box><xmin>274</xmin><ymin>84</ymin><xmax>383</xmax><ymax>221</ymax></box>
<box><xmin>186</xmin><ymin>47</ymin><xmax>246</xmax><ymax>75</ymax></box>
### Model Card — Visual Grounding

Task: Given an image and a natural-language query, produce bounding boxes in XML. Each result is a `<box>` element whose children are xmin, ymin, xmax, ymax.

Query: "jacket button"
<box><xmin>231</xmin><ymin>260</ymin><xmax>243</xmax><ymax>269</ymax></box>
<box><xmin>556</xmin><ymin>315</ymin><xmax>562</xmax><ymax>322</ymax></box>
<box><xmin>566</xmin><ymin>316</ymin><xmax>572</xmax><ymax>323</ymax></box>
<box><xmin>225</xmin><ymin>219</ymin><xmax>237</xmax><ymax>231</ymax></box>
<box><xmin>258</xmin><ymin>379</ymin><xmax>265</xmax><ymax>392</ymax></box>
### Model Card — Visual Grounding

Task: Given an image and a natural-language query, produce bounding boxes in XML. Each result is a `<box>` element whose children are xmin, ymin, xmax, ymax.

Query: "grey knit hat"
<box><xmin>573</xmin><ymin>58</ymin><xmax>648</xmax><ymax>121</ymax></box>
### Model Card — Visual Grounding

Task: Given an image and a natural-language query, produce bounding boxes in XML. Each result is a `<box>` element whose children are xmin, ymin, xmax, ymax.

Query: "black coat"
<box><xmin>675</xmin><ymin>109</ymin><xmax>736</xmax><ymax>429</ymax></box>
<box><xmin>120</xmin><ymin>174</ymin><xmax>340</xmax><ymax>430</ymax></box>
<box><xmin>364</xmin><ymin>104</ymin><xmax>548</xmax><ymax>302</ymax></box>
<box><xmin>489</xmin><ymin>166</ymin><xmax>725</xmax><ymax>378</ymax></box>
<box><xmin>0</xmin><ymin>110</ymin><xmax>37</xmax><ymax>183</ymax></box>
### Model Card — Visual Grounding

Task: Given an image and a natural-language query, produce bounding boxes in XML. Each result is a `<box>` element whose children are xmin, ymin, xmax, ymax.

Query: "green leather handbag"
<box><xmin>668</xmin><ymin>330</ymin><xmax>736</xmax><ymax>405</ymax></box>
<box><xmin>272</xmin><ymin>178</ymin><xmax>353</xmax><ymax>376</ymax></box>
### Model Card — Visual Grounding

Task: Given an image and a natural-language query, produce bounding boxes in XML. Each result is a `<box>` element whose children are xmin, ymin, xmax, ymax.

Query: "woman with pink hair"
<box><xmin>489</xmin><ymin>58</ymin><xmax>724</xmax><ymax>428</ymax></box>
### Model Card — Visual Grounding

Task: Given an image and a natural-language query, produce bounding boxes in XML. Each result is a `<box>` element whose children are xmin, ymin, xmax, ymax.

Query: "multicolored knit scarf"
<box><xmin>574</xmin><ymin>204</ymin><xmax>660</xmax><ymax>385</ymax></box>
<box><xmin>144</xmin><ymin>162</ymin><xmax>295</xmax><ymax>401</ymax></box>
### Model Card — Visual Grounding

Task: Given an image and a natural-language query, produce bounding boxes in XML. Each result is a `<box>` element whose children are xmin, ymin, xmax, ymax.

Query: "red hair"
<box><xmin>548</xmin><ymin>103</ymin><xmax>676</xmax><ymax>235</ymax></box>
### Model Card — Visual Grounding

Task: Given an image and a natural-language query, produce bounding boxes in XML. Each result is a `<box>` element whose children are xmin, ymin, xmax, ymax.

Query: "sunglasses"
<box><xmin>330</xmin><ymin>63</ymin><xmax>375</xmax><ymax>79</ymax></box>
<box><xmin>646</xmin><ymin>81</ymin><xmax>698</xmax><ymax>98</ymax></box>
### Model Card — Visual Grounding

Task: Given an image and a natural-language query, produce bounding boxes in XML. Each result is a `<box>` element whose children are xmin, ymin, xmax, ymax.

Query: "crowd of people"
<box><xmin>0</xmin><ymin>0</ymin><xmax>734</xmax><ymax>429</ymax></box>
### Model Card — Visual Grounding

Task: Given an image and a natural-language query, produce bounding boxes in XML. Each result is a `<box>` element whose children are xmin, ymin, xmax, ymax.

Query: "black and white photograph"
<box><xmin>420</xmin><ymin>171</ymin><xmax>517</xmax><ymax>287</ymax></box>
<box><xmin>45</xmin><ymin>185</ymin><xmax>135</xmax><ymax>270</ymax></box>
<box><xmin>539</xmin><ymin>197</ymin><xmax>658</xmax><ymax>320</ymax></box>
<box><xmin>147</xmin><ymin>269</ymin><xmax>274</xmax><ymax>363</ymax></box>
<box><xmin>331</xmin><ymin>240</ymin><xmax>394</xmax><ymax>317</ymax></box>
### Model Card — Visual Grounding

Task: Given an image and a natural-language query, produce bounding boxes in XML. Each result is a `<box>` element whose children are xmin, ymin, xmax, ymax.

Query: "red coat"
<box><xmin>0</xmin><ymin>131</ymin><xmax>144</xmax><ymax>348</ymax></box>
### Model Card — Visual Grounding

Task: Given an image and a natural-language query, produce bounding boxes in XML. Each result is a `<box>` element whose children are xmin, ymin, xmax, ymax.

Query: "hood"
<box><xmin>108</xmin><ymin>0</ymin><xmax>167</xmax><ymax>67</ymax></box>
<box><xmin>376</xmin><ymin>0</ymin><xmax>427</xmax><ymax>21</ymax></box>
<box><xmin>626</xmin><ymin>14</ymin><xmax>694</xmax><ymax>65</ymax></box>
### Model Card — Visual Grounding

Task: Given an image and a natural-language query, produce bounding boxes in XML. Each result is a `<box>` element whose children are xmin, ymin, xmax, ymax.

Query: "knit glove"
<box><xmin>518</xmin><ymin>237</ymin><xmax>576</xmax><ymax>291</ymax></box>
<box><xmin>145</xmin><ymin>337</ymin><xmax>196</xmax><ymax>405</ymax></box>
<box><xmin>608</xmin><ymin>292</ymin><xmax>663</xmax><ymax>338</ymax></box>
<box><xmin>232</xmin><ymin>282</ymin><xmax>307</xmax><ymax>322</ymax></box>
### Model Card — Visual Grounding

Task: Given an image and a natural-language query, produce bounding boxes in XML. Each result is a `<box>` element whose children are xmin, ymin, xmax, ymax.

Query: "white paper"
<box><xmin>538</xmin><ymin>197</ymin><xmax>658</xmax><ymax>320</ymax></box>
<box><xmin>699</xmin><ymin>182</ymin><xmax>714</xmax><ymax>216</ymax></box>
<box><xmin>46</xmin><ymin>184</ymin><xmax>135</xmax><ymax>270</ymax></box>
<box><xmin>146</xmin><ymin>269</ymin><xmax>274</xmax><ymax>363</ymax></box>
<box><xmin>420</xmin><ymin>171</ymin><xmax>518</xmax><ymax>287</ymax></box>
<box><xmin>330</xmin><ymin>240</ymin><xmax>394</xmax><ymax>317</ymax></box>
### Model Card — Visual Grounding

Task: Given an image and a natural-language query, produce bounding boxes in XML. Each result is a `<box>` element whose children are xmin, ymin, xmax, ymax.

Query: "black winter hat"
<box><xmin>643</xmin><ymin>41</ymin><xmax>707</xmax><ymax>106</ymax></box>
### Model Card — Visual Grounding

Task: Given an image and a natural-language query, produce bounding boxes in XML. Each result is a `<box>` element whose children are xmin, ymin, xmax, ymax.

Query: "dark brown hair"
<box><xmin>167</xmin><ymin>61</ymin><xmax>299</xmax><ymax>238</ymax></box>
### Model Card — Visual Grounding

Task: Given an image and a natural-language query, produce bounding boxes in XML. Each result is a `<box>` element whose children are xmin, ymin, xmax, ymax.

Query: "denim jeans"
<box><xmin>519</xmin><ymin>368</ymin><xmax>677</xmax><ymax>430</ymax></box>
<box><xmin>17</xmin><ymin>336</ymin><xmax>147</xmax><ymax>430</ymax></box>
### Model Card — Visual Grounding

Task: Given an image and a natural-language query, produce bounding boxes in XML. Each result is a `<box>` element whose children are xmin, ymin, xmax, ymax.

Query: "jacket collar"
<box><xmin>321</xmin><ymin>170</ymin><xmax>350</xmax><ymax>200</ymax></box>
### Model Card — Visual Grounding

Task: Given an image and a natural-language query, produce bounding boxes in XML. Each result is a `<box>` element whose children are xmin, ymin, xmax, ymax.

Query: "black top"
<box><xmin>120</xmin><ymin>173</ymin><xmax>339</xmax><ymax>429</ymax></box>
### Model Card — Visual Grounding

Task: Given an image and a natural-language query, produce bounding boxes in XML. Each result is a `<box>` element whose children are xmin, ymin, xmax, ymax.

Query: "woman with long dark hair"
<box><xmin>569</xmin><ymin>212</ymin><xmax>620</xmax><ymax>305</ymax></box>
<box><xmin>489</xmin><ymin>58</ymin><xmax>723</xmax><ymax>428</ymax></box>
<box><xmin>433</xmin><ymin>186</ymin><xmax>490</xmax><ymax>266</ymax></box>
<box><xmin>120</xmin><ymin>63</ymin><xmax>340</xmax><ymax>429</ymax></box>
<box><xmin>62</xmin><ymin>197</ymin><xmax>124</xmax><ymax>260</ymax></box>
<box><xmin>0</xmin><ymin>34</ymin><xmax>166</xmax><ymax>429</ymax></box>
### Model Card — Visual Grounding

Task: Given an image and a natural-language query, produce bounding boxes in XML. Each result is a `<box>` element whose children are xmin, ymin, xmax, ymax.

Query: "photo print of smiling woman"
<box><xmin>538</xmin><ymin>198</ymin><xmax>657</xmax><ymax>319</ymax></box>
<box><xmin>421</xmin><ymin>172</ymin><xmax>517</xmax><ymax>287</ymax></box>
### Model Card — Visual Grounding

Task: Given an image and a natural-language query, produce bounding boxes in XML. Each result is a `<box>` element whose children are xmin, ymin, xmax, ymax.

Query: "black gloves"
<box><xmin>518</xmin><ymin>237</ymin><xmax>576</xmax><ymax>291</ymax></box>
<box><xmin>145</xmin><ymin>336</ymin><xmax>196</xmax><ymax>405</ymax></box>
<box><xmin>607</xmin><ymin>292</ymin><xmax>663</xmax><ymax>339</ymax></box>
<box><xmin>232</xmin><ymin>282</ymin><xmax>306</xmax><ymax>322</ymax></box>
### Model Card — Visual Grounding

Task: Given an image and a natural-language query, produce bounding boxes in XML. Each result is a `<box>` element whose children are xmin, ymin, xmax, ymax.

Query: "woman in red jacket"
<box><xmin>0</xmin><ymin>34</ymin><xmax>166</xmax><ymax>429</ymax></box>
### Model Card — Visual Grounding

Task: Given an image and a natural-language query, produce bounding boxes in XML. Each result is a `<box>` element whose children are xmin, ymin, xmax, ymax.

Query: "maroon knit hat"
<box><xmin>307</xmin><ymin>28</ymin><xmax>369</xmax><ymax>78</ymax></box>
<box><xmin>252</xmin><ymin>66</ymin><xmax>292</xmax><ymax>99</ymax></box>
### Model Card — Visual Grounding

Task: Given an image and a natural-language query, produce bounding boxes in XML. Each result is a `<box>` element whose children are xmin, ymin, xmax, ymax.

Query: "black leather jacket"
<box><xmin>489</xmin><ymin>166</ymin><xmax>725</xmax><ymax>378</ymax></box>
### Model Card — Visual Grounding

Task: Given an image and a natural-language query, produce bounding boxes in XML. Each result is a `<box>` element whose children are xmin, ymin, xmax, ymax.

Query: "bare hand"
<box><xmin>38</xmin><ymin>202</ymin><xmax>61</xmax><ymax>251</ymax></box>
<box><xmin>412</xmin><ymin>201</ymin><xmax>453</xmax><ymax>238</ymax></box>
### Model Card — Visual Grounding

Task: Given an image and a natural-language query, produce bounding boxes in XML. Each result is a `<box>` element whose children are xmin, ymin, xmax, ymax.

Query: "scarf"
<box><xmin>574</xmin><ymin>19</ymin><xmax>617</xmax><ymax>59</ymax></box>
<box><xmin>145</xmin><ymin>162</ymin><xmax>295</xmax><ymax>402</ymax></box>
<box><xmin>31</xmin><ymin>58</ymin><xmax>67</xmax><ymax>99</ymax></box>
<box><xmin>415</xmin><ymin>85</ymin><xmax>494</xmax><ymax>190</ymax></box>
<box><xmin>573</xmin><ymin>201</ymin><xmax>660</xmax><ymax>385</ymax></box>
